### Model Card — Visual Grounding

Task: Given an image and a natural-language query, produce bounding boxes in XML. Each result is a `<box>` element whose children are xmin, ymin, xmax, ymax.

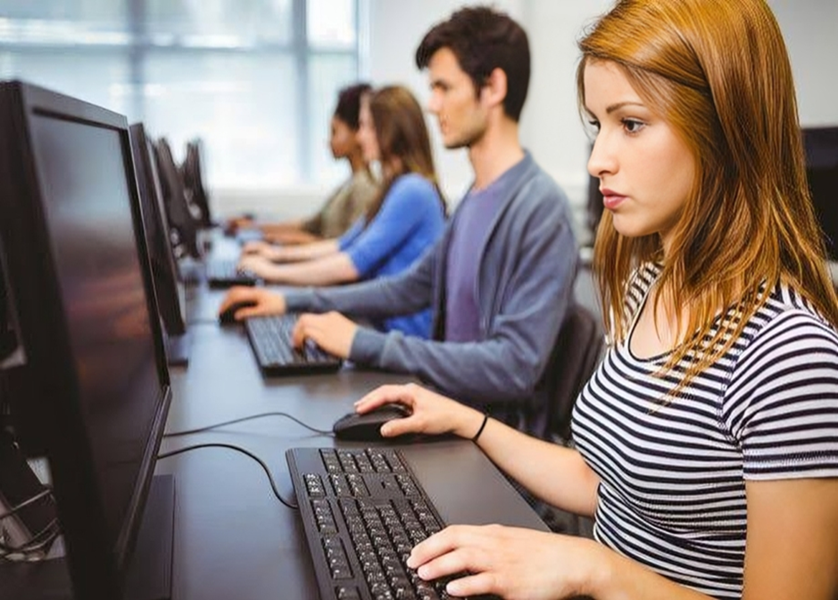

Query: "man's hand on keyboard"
<box><xmin>406</xmin><ymin>523</ymin><xmax>603</xmax><ymax>600</ymax></box>
<box><xmin>218</xmin><ymin>286</ymin><xmax>286</xmax><ymax>321</ymax></box>
<box><xmin>292</xmin><ymin>311</ymin><xmax>357</xmax><ymax>359</ymax></box>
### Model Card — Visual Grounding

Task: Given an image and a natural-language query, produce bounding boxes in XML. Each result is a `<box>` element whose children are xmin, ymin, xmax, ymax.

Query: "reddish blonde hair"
<box><xmin>578</xmin><ymin>0</ymin><xmax>838</xmax><ymax>386</ymax></box>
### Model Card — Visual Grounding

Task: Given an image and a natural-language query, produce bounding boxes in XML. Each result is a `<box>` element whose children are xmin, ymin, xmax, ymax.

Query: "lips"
<box><xmin>601</xmin><ymin>188</ymin><xmax>626</xmax><ymax>210</ymax></box>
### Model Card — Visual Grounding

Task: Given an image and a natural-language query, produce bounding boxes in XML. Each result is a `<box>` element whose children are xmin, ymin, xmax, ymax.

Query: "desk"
<box><xmin>157</xmin><ymin>281</ymin><xmax>417</xmax><ymax>600</ymax></box>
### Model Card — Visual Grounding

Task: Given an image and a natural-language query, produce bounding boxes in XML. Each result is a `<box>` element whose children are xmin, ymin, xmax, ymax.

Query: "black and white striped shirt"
<box><xmin>572</xmin><ymin>264</ymin><xmax>838</xmax><ymax>599</ymax></box>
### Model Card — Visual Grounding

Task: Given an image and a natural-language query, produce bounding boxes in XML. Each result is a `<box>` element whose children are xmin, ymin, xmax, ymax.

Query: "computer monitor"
<box><xmin>153</xmin><ymin>137</ymin><xmax>202</xmax><ymax>259</ymax></box>
<box><xmin>802</xmin><ymin>126</ymin><xmax>838</xmax><ymax>261</ymax></box>
<box><xmin>0</xmin><ymin>81</ymin><xmax>173</xmax><ymax>600</ymax></box>
<box><xmin>130</xmin><ymin>123</ymin><xmax>191</xmax><ymax>366</ymax></box>
<box><xmin>181</xmin><ymin>139</ymin><xmax>214</xmax><ymax>228</ymax></box>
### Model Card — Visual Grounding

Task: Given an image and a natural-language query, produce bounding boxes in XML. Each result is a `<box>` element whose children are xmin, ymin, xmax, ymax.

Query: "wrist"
<box><xmin>454</xmin><ymin>408</ymin><xmax>486</xmax><ymax>440</ymax></box>
<box><xmin>575</xmin><ymin>539</ymin><xmax>619</xmax><ymax>598</ymax></box>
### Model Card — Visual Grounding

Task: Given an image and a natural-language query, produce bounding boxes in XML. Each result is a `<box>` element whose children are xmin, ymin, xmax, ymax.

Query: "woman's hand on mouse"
<box><xmin>218</xmin><ymin>287</ymin><xmax>286</xmax><ymax>320</ymax></box>
<box><xmin>354</xmin><ymin>383</ymin><xmax>485</xmax><ymax>439</ymax></box>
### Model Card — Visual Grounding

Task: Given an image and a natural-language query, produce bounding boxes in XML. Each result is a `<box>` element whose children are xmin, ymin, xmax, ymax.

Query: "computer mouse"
<box><xmin>333</xmin><ymin>404</ymin><xmax>412</xmax><ymax>441</ymax></box>
<box><xmin>218</xmin><ymin>300</ymin><xmax>257</xmax><ymax>325</ymax></box>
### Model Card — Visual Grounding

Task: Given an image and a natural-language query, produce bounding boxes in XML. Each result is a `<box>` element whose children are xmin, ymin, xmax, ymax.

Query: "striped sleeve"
<box><xmin>722</xmin><ymin>309</ymin><xmax>838</xmax><ymax>480</ymax></box>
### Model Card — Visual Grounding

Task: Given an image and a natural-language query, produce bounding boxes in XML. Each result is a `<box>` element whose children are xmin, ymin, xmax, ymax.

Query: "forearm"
<box><xmin>586</xmin><ymin>547</ymin><xmax>716</xmax><ymax>600</ymax></box>
<box><xmin>261</xmin><ymin>252</ymin><xmax>359</xmax><ymax>286</ymax></box>
<box><xmin>260</xmin><ymin>219</ymin><xmax>305</xmax><ymax>235</ymax></box>
<box><xmin>273</xmin><ymin>239</ymin><xmax>339</xmax><ymax>262</ymax></box>
<box><xmin>454</xmin><ymin>411</ymin><xmax>599</xmax><ymax>516</ymax></box>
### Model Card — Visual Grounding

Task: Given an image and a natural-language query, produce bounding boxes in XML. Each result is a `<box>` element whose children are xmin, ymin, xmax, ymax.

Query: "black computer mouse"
<box><xmin>333</xmin><ymin>404</ymin><xmax>412</xmax><ymax>441</ymax></box>
<box><xmin>218</xmin><ymin>300</ymin><xmax>257</xmax><ymax>325</ymax></box>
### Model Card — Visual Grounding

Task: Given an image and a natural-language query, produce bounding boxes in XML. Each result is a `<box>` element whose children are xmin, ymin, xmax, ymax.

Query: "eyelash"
<box><xmin>622</xmin><ymin>118</ymin><xmax>645</xmax><ymax>134</ymax></box>
<box><xmin>586</xmin><ymin>118</ymin><xmax>646</xmax><ymax>135</ymax></box>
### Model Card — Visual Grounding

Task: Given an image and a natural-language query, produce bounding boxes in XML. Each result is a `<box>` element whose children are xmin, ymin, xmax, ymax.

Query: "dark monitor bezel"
<box><xmin>153</xmin><ymin>137</ymin><xmax>201</xmax><ymax>259</ymax></box>
<box><xmin>0</xmin><ymin>80</ymin><xmax>172</xmax><ymax>599</ymax></box>
<box><xmin>182</xmin><ymin>139</ymin><xmax>213</xmax><ymax>228</ymax></box>
<box><xmin>130</xmin><ymin>122</ymin><xmax>187</xmax><ymax>338</ymax></box>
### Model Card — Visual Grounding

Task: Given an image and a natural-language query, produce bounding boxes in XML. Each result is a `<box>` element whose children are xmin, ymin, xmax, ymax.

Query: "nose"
<box><xmin>587</xmin><ymin>133</ymin><xmax>616</xmax><ymax>179</ymax></box>
<box><xmin>426</xmin><ymin>91</ymin><xmax>441</xmax><ymax>115</ymax></box>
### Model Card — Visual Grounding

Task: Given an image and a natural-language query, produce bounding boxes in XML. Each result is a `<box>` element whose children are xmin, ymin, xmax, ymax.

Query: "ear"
<box><xmin>480</xmin><ymin>67</ymin><xmax>508</xmax><ymax>110</ymax></box>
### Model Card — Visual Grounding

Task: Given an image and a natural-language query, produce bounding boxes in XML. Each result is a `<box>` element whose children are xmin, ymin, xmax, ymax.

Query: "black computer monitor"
<box><xmin>153</xmin><ymin>137</ymin><xmax>202</xmax><ymax>259</ymax></box>
<box><xmin>182</xmin><ymin>138</ymin><xmax>214</xmax><ymax>228</ymax></box>
<box><xmin>802</xmin><ymin>126</ymin><xmax>838</xmax><ymax>261</ymax></box>
<box><xmin>0</xmin><ymin>81</ymin><xmax>173</xmax><ymax>600</ymax></box>
<box><xmin>130</xmin><ymin>123</ymin><xmax>190</xmax><ymax>366</ymax></box>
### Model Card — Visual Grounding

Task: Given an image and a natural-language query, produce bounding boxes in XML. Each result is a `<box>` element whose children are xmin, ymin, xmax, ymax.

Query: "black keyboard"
<box><xmin>205</xmin><ymin>258</ymin><xmax>259</xmax><ymax>287</ymax></box>
<box><xmin>244</xmin><ymin>314</ymin><xmax>342</xmax><ymax>376</ymax></box>
<box><xmin>287</xmin><ymin>447</ymin><xmax>463</xmax><ymax>600</ymax></box>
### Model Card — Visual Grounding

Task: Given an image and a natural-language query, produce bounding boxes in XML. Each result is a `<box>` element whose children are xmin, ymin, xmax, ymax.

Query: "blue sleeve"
<box><xmin>338</xmin><ymin>217</ymin><xmax>365</xmax><ymax>250</ymax></box>
<box><xmin>343</xmin><ymin>174</ymin><xmax>440</xmax><ymax>277</ymax></box>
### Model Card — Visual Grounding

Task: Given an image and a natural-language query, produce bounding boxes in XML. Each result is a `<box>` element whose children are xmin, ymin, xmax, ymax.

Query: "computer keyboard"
<box><xmin>244</xmin><ymin>314</ymin><xmax>342</xmax><ymax>376</ymax></box>
<box><xmin>287</xmin><ymin>447</ymin><xmax>462</xmax><ymax>600</ymax></box>
<box><xmin>205</xmin><ymin>258</ymin><xmax>259</xmax><ymax>287</ymax></box>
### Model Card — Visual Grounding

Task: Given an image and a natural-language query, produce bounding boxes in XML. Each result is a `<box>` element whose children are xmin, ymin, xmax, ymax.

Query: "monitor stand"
<box><xmin>0</xmin><ymin>474</ymin><xmax>175</xmax><ymax>600</ymax></box>
<box><xmin>165</xmin><ymin>332</ymin><xmax>190</xmax><ymax>367</ymax></box>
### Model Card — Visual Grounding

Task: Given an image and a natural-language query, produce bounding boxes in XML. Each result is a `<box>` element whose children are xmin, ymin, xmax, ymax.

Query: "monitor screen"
<box><xmin>0</xmin><ymin>81</ymin><xmax>171</xmax><ymax>598</ymax></box>
<box><xmin>802</xmin><ymin>127</ymin><xmax>838</xmax><ymax>260</ymax></box>
<box><xmin>130</xmin><ymin>123</ymin><xmax>187</xmax><ymax>339</ymax></box>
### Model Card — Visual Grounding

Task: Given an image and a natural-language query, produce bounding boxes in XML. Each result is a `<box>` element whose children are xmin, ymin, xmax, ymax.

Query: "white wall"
<box><xmin>216</xmin><ymin>0</ymin><xmax>838</xmax><ymax>240</ymax></box>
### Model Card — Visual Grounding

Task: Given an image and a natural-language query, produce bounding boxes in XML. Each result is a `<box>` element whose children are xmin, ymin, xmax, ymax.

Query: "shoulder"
<box><xmin>504</xmin><ymin>155</ymin><xmax>572</xmax><ymax>224</ymax></box>
<box><xmin>387</xmin><ymin>173</ymin><xmax>438</xmax><ymax>202</ymax></box>
<box><xmin>732</xmin><ymin>286</ymin><xmax>838</xmax><ymax>377</ymax></box>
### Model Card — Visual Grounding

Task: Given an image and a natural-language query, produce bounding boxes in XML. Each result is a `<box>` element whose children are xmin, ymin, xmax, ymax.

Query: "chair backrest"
<box><xmin>542</xmin><ymin>302</ymin><xmax>605</xmax><ymax>443</ymax></box>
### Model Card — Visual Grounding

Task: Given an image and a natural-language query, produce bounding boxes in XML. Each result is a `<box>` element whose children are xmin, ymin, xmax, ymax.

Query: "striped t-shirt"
<box><xmin>572</xmin><ymin>263</ymin><xmax>838</xmax><ymax>599</ymax></box>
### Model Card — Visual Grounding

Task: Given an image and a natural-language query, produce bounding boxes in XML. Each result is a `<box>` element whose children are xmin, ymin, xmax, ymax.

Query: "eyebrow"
<box><xmin>605</xmin><ymin>101</ymin><xmax>645</xmax><ymax>114</ymax></box>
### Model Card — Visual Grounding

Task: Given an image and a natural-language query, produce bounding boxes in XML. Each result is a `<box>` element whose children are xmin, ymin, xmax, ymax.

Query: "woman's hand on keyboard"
<box><xmin>354</xmin><ymin>383</ymin><xmax>483</xmax><ymax>439</ymax></box>
<box><xmin>406</xmin><ymin>523</ymin><xmax>605</xmax><ymax>600</ymax></box>
<box><xmin>292</xmin><ymin>311</ymin><xmax>357</xmax><ymax>358</ymax></box>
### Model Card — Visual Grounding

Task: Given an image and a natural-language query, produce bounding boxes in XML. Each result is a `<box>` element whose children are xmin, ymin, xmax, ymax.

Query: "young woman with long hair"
<box><xmin>343</xmin><ymin>1</ymin><xmax>838</xmax><ymax>598</ymax></box>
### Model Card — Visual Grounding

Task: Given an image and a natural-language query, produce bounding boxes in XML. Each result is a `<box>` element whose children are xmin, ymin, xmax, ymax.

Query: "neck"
<box><xmin>468</xmin><ymin>115</ymin><xmax>525</xmax><ymax>191</ymax></box>
<box><xmin>346</xmin><ymin>150</ymin><xmax>367</xmax><ymax>174</ymax></box>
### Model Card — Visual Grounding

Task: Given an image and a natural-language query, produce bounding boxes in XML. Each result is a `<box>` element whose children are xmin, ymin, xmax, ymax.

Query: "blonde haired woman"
<box><xmin>349</xmin><ymin>1</ymin><xmax>838</xmax><ymax>598</ymax></box>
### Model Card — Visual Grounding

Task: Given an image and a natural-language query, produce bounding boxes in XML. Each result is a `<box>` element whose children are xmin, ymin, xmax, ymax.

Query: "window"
<box><xmin>0</xmin><ymin>0</ymin><xmax>364</xmax><ymax>189</ymax></box>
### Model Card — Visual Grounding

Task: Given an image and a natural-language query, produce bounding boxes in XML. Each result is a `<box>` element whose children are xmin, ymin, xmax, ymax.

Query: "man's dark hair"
<box><xmin>333</xmin><ymin>82</ymin><xmax>372</xmax><ymax>130</ymax></box>
<box><xmin>415</xmin><ymin>6</ymin><xmax>530</xmax><ymax>122</ymax></box>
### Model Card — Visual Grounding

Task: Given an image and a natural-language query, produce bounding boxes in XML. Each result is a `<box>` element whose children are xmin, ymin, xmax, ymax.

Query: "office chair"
<box><xmin>535</xmin><ymin>301</ymin><xmax>605</xmax><ymax>537</ymax></box>
<box><xmin>543</xmin><ymin>301</ymin><xmax>605</xmax><ymax>444</ymax></box>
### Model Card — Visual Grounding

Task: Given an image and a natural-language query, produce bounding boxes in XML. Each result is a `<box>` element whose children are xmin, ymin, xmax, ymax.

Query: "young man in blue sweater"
<box><xmin>219</xmin><ymin>6</ymin><xmax>578</xmax><ymax>434</ymax></box>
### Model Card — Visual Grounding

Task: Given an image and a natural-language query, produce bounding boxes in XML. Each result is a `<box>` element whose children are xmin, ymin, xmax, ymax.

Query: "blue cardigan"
<box><xmin>286</xmin><ymin>153</ymin><xmax>578</xmax><ymax>431</ymax></box>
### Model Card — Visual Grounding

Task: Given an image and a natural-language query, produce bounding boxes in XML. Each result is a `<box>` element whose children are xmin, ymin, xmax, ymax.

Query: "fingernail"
<box><xmin>406</xmin><ymin>554</ymin><xmax>416</xmax><ymax>569</ymax></box>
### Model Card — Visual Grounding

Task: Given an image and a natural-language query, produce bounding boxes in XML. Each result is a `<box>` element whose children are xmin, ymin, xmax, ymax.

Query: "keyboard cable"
<box><xmin>157</xmin><ymin>443</ymin><xmax>299</xmax><ymax>509</ymax></box>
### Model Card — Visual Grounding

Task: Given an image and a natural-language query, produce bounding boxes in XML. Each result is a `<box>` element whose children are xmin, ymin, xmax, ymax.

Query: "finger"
<box><xmin>444</xmin><ymin>571</ymin><xmax>496</xmax><ymax>599</ymax></box>
<box><xmin>378</xmin><ymin>414</ymin><xmax>420</xmax><ymax>438</ymax></box>
<box><xmin>291</xmin><ymin>319</ymin><xmax>309</xmax><ymax>348</ymax></box>
<box><xmin>218</xmin><ymin>287</ymin><xmax>246</xmax><ymax>313</ymax></box>
<box><xmin>407</xmin><ymin>526</ymin><xmax>465</xmax><ymax>570</ymax></box>
<box><xmin>234</xmin><ymin>305</ymin><xmax>265</xmax><ymax>321</ymax></box>
<box><xmin>355</xmin><ymin>385</ymin><xmax>413</xmax><ymax>412</ymax></box>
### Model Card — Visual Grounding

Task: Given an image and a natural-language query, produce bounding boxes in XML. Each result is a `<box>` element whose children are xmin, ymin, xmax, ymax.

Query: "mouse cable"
<box><xmin>163</xmin><ymin>411</ymin><xmax>333</xmax><ymax>438</ymax></box>
<box><xmin>156</xmin><ymin>442</ymin><xmax>299</xmax><ymax>509</ymax></box>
